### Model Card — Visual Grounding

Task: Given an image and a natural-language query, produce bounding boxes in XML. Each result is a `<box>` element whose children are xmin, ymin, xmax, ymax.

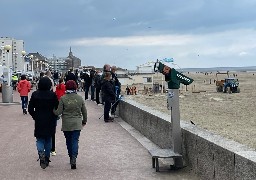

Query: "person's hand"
<box><xmin>82</xmin><ymin>123</ymin><xmax>86</xmax><ymax>127</ymax></box>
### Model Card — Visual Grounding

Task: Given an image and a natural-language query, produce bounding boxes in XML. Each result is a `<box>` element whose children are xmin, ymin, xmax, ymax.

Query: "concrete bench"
<box><xmin>148</xmin><ymin>149</ymin><xmax>182</xmax><ymax>172</ymax></box>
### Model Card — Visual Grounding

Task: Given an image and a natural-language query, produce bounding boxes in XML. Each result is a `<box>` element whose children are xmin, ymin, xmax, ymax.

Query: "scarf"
<box><xmin>66</xmin><ymin>90</ymin><xmax>77</xmax><ymax>94</ymax></box>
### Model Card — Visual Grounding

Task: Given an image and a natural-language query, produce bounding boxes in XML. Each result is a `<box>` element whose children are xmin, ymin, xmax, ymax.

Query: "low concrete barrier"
<box><xmin>119</xmin><ymin>99</ymin><xmax>256</xmax><ymax>180</ymax></box>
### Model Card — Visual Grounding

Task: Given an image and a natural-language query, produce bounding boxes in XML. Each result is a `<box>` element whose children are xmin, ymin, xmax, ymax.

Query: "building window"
<box><xmin>143</xmin><ymin>77</ymin><xmax>152</xmax><ymax>83</ymax></box>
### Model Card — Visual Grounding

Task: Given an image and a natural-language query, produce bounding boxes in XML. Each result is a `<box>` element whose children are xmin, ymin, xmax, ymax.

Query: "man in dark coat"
<box><xmin>94</xmin><ymin>70</ymin><xmax>102</xmax><ymax>105</ymax></box>
<box><xmin>28</xmin><ymin>77</ymin><xmax>59</xmax><ymax>169</ymax></box>
<box><xmin>101</xmin><ymin>72</ymin><xmax>116</xmax><ymax>122</ymax></box>
<box><xmin>82</xmin><ymin>70</ymin><xmax>92</xmax><ymax>100</ymax></box>
<box><xmin>65</xmin><ymin>70</ymin><xmax>77</xmax><ymax>84</ymax></box>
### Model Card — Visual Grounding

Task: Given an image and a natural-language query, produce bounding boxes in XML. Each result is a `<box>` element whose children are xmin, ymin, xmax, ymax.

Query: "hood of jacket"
<box><xmin>19</xmin><ymin>80</ymin><xmax>28</xmax><ymax>84</ymax></box>
<box><xmin>38</xmin><ymin>77</ymin><xmax>52</xmax><ymax>91</ymax></box>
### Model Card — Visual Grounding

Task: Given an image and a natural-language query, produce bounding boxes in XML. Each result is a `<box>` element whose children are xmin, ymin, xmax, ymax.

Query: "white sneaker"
<box><xmin>51</xmin><ymin>151</ymin><xmax>57</xmax><ymax>156</ymax></box>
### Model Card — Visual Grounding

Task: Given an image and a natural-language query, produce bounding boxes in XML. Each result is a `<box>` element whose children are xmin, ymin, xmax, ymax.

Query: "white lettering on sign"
<box><xmin>176</xmin><ymin>73</ymin><xmax>191</xmax><ymax>82</ymax></box>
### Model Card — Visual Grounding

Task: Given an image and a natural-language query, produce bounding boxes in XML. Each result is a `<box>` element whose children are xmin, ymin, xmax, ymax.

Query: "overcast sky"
<box><xmin>2</xmin><ymin>0</ymin><xmax>256</xmax><ymax>70</ymax></box>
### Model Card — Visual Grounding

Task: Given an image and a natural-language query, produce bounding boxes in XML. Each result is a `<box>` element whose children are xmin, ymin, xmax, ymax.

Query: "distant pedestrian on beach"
<box><xmin>126</xmin><ymin>86</ymin><xmax>130</xmax><ymax>95</ymax></box>
<box><xmin>28</xmin><ymin>77</ymin><xmax>59</xmax><ymax>169</ymax></box>
<box><xmin>17</xmin><ymin>74</ymin><xmax>31</xmax><ymax>115</ymax></box>
<box><xmin>53</xmin><ymin>80</ymin><xmax>87</xmax><ymax>169</ymax></box>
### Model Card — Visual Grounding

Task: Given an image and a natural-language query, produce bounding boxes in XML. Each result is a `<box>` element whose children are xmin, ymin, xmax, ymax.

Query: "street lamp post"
<box><xmin>21</xmin><ymin>51</ymin><xmax>26</xmax><ymax>73</ymax></box>
<box><xmin>13</xmin><ymin>52</ymin><xmax>18</xmax><ymax>72</ymax></box>
<box><xmin>29</xmin><ymin>55</ymin><xmax>34</xmax><ymax>77</ymax></box>
<box><xmin>4</xmin><ymin>45</ymin><xmax>12</xmax><ymax>86</ymax></box>
<box><xmin>2</xmin><ymin>45</ymin><xmax>13</xmax><ymax>103</ymax></box>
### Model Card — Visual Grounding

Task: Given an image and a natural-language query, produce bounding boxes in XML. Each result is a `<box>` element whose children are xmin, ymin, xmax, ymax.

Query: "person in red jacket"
<box><xmin>55</xmin><ymin>78</ymin><xmax>66</xmax><ymax>100</ymax></box>
<box><xmin>18</xmin><ymin>74</ymin><xmax>31</xmax><ymax>114</ymax></box>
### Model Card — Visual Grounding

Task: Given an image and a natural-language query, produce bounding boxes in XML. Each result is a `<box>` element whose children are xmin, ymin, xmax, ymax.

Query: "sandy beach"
<box><xmin>124</xmin><ymin>71</ymin><xmax>256</xmax><ymax>150</ymax></box>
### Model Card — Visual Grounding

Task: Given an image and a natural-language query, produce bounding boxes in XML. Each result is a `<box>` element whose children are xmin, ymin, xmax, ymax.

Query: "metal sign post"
<box><xmin>167</xmin><ymin>89</ymin><xmax>183</xmax><ymax>167</ymax></box>
<box><xmin>154</xmin><ymin>60</ymin><xmax>194</xmax><ymax>169</ymax></box>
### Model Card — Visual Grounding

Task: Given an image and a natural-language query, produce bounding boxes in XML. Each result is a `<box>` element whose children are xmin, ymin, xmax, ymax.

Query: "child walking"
<box><xmin>17</xmin><ymin>74</ymin><xmax>31</xmax><ymax>114</ymax></box>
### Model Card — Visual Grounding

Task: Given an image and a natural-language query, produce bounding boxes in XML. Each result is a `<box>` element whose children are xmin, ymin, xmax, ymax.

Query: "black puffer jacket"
<box><xmin>101</xmin><ymin>79</ymin><xmax>116</xmax><ymax>103</ymax></box>
<box><xmin>28</xmin><ymin>77</ymin><xmax>59</xmax><ymax>138</ymax></box>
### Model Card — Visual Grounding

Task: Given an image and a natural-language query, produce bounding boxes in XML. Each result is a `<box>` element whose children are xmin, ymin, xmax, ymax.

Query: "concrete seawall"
<box><xmin>119</xmin><ymin>99</ymin><xmax>256</xmax><ymax>180</ymax></box>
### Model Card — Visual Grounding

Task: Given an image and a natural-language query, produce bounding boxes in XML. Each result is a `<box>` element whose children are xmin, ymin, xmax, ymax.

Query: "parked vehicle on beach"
<box><xmin>216</xmin><ymin>72</ymin><xmax>240</xmax><ymax>93</ymax></box>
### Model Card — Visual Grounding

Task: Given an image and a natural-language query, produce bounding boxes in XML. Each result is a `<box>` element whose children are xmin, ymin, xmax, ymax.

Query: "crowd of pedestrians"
<box><xmin>16</xmin><ymin>64</ymin><xmax>122</xmax><ymax>170</ymax></box>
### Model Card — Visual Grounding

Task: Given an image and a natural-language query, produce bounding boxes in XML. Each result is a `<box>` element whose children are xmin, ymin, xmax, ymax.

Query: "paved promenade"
<box><xmin>0</xmin><ymin>89</ymin><xmax>198</xmax><ymax>180</ymax></box>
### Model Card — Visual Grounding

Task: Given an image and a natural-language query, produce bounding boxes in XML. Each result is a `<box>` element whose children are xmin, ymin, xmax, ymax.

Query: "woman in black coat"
<box><xmin>28</xmin><ymin>77</ymin><xmax>59</xmax><ymax>169</ymax></box>
<box><xmin>101</xmin><ymin>72</ymin><xmax>116</xmax><ymax>122</ymax></box>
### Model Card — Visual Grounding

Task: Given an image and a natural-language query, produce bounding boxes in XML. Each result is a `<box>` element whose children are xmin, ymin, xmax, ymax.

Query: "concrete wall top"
<box><xmin>123</xmin><ymin>98</ymin><xmax>256</xmax><ymax>163</ymax></box>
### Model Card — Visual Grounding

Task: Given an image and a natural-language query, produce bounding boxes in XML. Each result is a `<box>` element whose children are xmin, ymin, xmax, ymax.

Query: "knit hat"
<box><xmin>65</xmin><ymin>80</ymin><xmax>77</xmax><ymax>90</ymax></box>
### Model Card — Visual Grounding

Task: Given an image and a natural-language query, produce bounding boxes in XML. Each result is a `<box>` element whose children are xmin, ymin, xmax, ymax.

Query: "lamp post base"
<box><xmin>2</xmin><ymin>84</ymin><xmax>13</xmax><ymax>103</ymax></box>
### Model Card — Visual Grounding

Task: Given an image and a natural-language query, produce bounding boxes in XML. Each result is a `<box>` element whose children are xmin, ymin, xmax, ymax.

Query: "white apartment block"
<box><xmin>0</xmin><ymin>37</ymin><xmax>25</xmax><ymax>72</ymax></box>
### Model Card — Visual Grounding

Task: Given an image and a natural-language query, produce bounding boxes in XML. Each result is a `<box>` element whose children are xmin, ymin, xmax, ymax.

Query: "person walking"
<box><xmin>45</xmin><ymin>70</ymin><xmax>58</xmax><ymax>156</ymax></box>
<box><xmin>45</xmin><ymin>71</ymin><xmax>54</xmax><ymax>91</ymax></box>
<box><xmin>17</xmin><ymin>74</ymin><xmax>31</xmax><ymax>114</ymax></box>
<box><xmin>12</xmin><ymin>73</ymin><xmax>19</xmax><ymax>90</ymax></box>
<box><xmin>89</xmin><ymin>67</ymin><xmax>96</xmax><ymax>101</ymax></box>
<box><xmin>94</xmin><ymin>70</ymin><xmax>102</xmax><ymax>105</ymax></box>
<box><xmin>28</xmin><ymin>77</ymin><xmax>59</xmax><ymax>169</ymax></box>
<box><xmin>53</xmin><ymin>80</ymin><xmax>87</xmax><ymax>169</ymax></box>
<box><xmin>55</xmin><ymin>78</ymin><xmax>66</xmax><ymax>101</ymax></box>
<box><xmin>50</xmin><ymin>78</ymin><xmax>66</xmax><ymax>156</ymax></box>
<box><xmin>101</xmin><ymin>72</ymin><xmax>116</xmax><ymax>122</ymax></box>
<box><xmin>82</xmin><ymin>70</ymin><xmax>91</xmax><ymax>100</ymax></box>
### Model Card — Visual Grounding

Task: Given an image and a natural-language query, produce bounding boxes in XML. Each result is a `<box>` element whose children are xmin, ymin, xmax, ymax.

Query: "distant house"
<box><xmin>116</xmin><ymin>62</ymin><xmax>166</xmax><ymax>92</ymax></box>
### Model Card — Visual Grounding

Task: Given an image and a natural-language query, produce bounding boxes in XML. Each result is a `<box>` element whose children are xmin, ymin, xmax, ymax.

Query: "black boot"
<box><xmin>38</xmin><ymin>152</ymin><xmax>47</xmax><ymax>169</ymax></box>
<box><xmin>45</xmin><ymin>156</ymin><xmax>51</xmax><ymax>167</ymax></box>
<box><xmin>70</xmin><ymin>156</ymin><xmax>76</xmax><ymax>169</ymax></box>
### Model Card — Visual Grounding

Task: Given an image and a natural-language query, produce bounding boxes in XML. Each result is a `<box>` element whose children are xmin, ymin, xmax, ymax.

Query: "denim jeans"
<box><xmin>36</xmin><ymin>137</ymin><xmax>52</xmax><ymax>158</ymax></box>
<box><xmin>21</xmin><ymin>96</ymin><xmax>28</xmax><ymax>109</ymax></box>
<box><xmin>63</xmin><ymin>130</ymin><xmax>81</xmax><ymax>158</ymax></box>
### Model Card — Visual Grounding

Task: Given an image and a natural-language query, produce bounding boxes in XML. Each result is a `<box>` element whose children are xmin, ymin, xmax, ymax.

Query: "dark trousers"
<box><xmin>51</xmin><ymin>133</ymin><xmax>55</xmax><ymax>152</ymax></box>
<box><xmin>84</xmin><ymin>85</ymin><xmax>90</xmax><ymax>100</ymax></box>
<box><xmin>63</xmin><ymin>130</ymin><xmax>81</xmax><ymax>158</ymax></box>
<box><xmin>51</xmin><ymin>119</ymin><xmax>57</xmax><ymax>152</ymax></box>
<box><xmin>111</xmin><ymin>98</ymin><xmax>119</xmax><ymax>114</ymax></box>
<box><xmin>91</xmin><ymin>86</ymin><xmax>95</xmax><ymax>100</ymax></box>
<box><xmin>104</xmin><ymin>100</ymin><xmax>111</xmax><ymax>120</ymax></box>
<box><xmin>95</xmin><ymin>87</ymin><xmax>101</xmax><ymax>104</ymax></box>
